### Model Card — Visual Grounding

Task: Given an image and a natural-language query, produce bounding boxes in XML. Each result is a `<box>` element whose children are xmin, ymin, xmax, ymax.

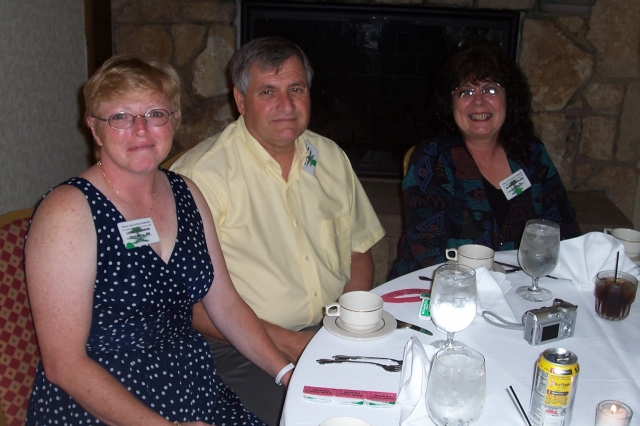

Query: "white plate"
<box><xmin>320</xmin><ymin>417</ymin><xmax>371</xmax><ymax>426</ymax></box>
<box><xmin>444</xmin><ymin>260</ymin><xmax>506</xmax><ymax>274</ymax></box>
<box><xmin>323</xmin><ymin>311</ymin><xmax>397</xmax><ymax>341</ymax></box>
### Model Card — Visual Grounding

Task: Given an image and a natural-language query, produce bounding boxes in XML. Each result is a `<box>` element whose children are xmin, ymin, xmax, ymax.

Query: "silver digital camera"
<box><xmin>523</xmin><ymin>299</ymin><xmax>577</xmax><ymax>345</ymax></box>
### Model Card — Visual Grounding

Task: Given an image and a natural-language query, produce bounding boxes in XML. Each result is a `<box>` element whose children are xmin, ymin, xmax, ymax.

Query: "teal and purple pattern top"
<box><xmin>390</xmin><ymin>136</ymin><xmax>581</xmax><ymax>278</ymax></box>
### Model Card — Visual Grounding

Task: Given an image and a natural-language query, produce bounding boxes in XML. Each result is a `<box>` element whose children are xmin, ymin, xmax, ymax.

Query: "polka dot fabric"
<box><xmin>26</xmin><ymin>170</ymin><xmax>266</xmax><ymax>425</ymax></box>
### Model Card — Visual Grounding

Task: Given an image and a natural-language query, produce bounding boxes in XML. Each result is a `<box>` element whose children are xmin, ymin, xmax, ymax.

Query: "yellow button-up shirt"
<box><xmin>172</xmin><ymin>117</ymin><xmax>385</xmax><ymax>330</ymax></box>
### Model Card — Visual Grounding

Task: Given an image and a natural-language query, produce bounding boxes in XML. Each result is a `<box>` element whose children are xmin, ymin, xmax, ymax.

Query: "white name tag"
<box><xmin>499</xmin><ymin>169</ymin><xmax>532</xmax><ymax>200</ymax></box>
<box><xmin>303</xmin><ymin>140</ymin><xmax>318</xmax><ymax>176</ymax></box>
<box><xmin>117</xmin><ymin>217</ymin><xmax>160</xmax><ymax>249</ymax></box>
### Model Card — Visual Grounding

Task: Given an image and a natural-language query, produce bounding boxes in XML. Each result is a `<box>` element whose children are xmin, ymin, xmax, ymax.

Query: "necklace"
<box><xmin>97</xmin><ymin>161</ymin><xmax>156</xmax><ymax>217</ymax></box>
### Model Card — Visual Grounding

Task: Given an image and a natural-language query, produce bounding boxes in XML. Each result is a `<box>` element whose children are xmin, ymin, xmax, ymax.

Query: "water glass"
<box><xmin>516</xmin><ymin>219</ymin><xmax>560</xmax><ymax>302</ymax></box>
<box><xmin>430</xmin><ymin>264</ymin><xmax>477</xmax><ymax>348</ymax></box>
<box><xmin>426</xmin><ymin>346</ymin><xmax>486</xmax><ymax>426</ymax></box>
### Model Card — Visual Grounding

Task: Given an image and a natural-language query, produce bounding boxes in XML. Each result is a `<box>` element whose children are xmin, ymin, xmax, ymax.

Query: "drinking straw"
<box><xmin>614</xmin><ymin>252</ymin><xmax>620</xmax><ymax>285</ymax></box>
<box><xmin>508</xmin><ymin>386</ymin><xmax>532</xmax><ymax>426</ymax></box>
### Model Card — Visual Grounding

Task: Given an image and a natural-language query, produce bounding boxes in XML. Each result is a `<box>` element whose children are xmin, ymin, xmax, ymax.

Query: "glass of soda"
<box><xmin>594</xmin><ymin>271</ymin><xmax>638</xmax><ymax>321</ymax></box>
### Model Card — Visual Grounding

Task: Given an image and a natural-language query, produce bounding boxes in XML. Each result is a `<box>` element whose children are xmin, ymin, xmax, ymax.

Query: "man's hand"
<box><xmin>263</xmin><ymin>326</ymin><xmax>317</xmax><ymax>363</ymax></box>
<box><xmin>344</xmin><ymin>250</ymin><xmax>374</xmax><ymax>293</ymax></box>
<box><xmin>192</xmin><ymin>302</ymin><xmax>316</xmax><ymax>363</ymax></box>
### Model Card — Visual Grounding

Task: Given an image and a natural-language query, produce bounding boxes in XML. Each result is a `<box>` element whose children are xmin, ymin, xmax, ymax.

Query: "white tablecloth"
<box><xmin>281</xmin><ymin>251</ymin><xmax>640</xmax><ymax>426</ymax></box>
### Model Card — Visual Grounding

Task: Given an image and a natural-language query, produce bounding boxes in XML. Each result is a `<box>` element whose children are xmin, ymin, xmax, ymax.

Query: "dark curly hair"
<box><xmin>429</xmin><ymin>42</ymin><xmax>535</xmax><ymax>163</ymax></box>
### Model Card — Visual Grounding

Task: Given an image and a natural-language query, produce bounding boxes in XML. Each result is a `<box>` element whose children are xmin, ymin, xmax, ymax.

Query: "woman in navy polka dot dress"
<box><xmin>24</xmin><ymin>55</ymin><xmax>292</xmax><ymax>425</ymax></box>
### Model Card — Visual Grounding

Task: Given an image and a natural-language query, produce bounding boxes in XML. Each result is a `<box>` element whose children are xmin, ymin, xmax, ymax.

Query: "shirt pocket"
<box><xmin>319</xmin><ymin>215</ymin><xmax>351</xmax><ymax>273</ymax></box>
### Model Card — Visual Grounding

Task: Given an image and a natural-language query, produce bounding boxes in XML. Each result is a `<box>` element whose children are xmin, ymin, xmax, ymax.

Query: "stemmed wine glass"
<box><xmin>516</xmin><ymin>219</ymin><xmax>561</xmax><ymax>302</ymax></box>
<box><xmin>430</xmin><ymin>264</ymin><xmax>477</xmax><ymax>348</ymax></box>
<box><xmin>426</xmin><ymin>346</ymin><xmax>486</xmax><ymax>426</ymax></box>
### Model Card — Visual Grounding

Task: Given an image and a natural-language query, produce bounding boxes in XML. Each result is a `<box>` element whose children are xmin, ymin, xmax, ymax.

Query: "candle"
<box><xmin>595</xmin><ymin>400</ymin><xmax>633</xmax><ymax>426</ymax></box>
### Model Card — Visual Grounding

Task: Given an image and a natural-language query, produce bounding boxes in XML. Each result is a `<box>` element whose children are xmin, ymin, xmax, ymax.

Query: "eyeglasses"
<box><xmin>92</xmin><ymin>109</ymin><xmax>176</xmax><ymax>130</ymax></box>
<box><xmin>452</xmin><ymin>83</ymin><xmax>502</xmax><ymax>100</ymax></box>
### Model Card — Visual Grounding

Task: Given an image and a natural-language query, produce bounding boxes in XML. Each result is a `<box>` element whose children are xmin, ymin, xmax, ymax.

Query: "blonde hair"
<box><xmin>84</xmin><ymin>55</ymin><xmax>182</xmax><ymax>160</ymax></box>
<box><xmin>84</xmin><ymin>54</ymin><xmax>182</xmax><ymax>120</ymax></box>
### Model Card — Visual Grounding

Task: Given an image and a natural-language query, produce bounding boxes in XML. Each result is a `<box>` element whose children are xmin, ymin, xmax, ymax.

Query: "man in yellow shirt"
<box><xmin>172</xmin><ymin>37</ymin><xmax>385</xmax><ymax>425</ymax></box>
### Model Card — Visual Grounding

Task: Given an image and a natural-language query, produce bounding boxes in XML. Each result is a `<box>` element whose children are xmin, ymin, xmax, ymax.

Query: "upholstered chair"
<box><xmin>0</xmin><ymin>208</ymin><xmax>38</xmax><ymax>426</ymax></box>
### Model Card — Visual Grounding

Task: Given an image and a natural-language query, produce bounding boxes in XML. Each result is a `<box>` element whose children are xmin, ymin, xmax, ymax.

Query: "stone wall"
<box><xmin>112</xmin><ymin>0</ymin><xmax>640</xmax><ymax>285</ymax></box>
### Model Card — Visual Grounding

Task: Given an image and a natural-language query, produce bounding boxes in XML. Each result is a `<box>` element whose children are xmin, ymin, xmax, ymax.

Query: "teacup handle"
<box><xmin>604</xmin><ymin>228</ymin><xmax>612</xmax><ymax>235</ymax></box>
<box><xmin>445</xmin><ymin>248</ymin><xmax>458</xmax><ymax>261</ymax></box>
<box><xmin>325</xmin><ymin>303</ymin><xmax>341</xmax><ymax>317</ymax></box>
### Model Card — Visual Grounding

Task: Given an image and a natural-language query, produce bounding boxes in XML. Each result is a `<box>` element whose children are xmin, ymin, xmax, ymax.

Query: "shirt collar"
<box><xmin>237</xmin><ymin>115</ymin><xmax>308</xmax><ymax>171</ymax></box>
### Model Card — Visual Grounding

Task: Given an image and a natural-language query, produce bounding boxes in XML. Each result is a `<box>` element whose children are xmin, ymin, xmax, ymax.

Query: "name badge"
<box><xmin>117</xmin><ymin>217</ymin><xmax>160</xmax><ymax>249</ymax></box>
<box><xmin>303</xmin><ymin>140</ymin><xmax>319</xmax><ymax>176</ymax></box>
<box><xmin>499</xmin><ymin>169</ymin><xmax>532</xmax><ymax>200</ymax></box>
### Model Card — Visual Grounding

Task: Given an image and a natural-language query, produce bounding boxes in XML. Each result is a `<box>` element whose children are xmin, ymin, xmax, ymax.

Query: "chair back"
<box><xmin>0</xmin><ymin>208</ymin><xmax>38</xmax><ymax>426</ymax></box>
<box><xmin>161</xmin><ymin>149</ymin><xmax>187</xmax><ymax>169</ymax></box>
<box><xmin>402</xmin><ymin>145</ymin><xmax>416</xmax><ymax>177</ymax></box>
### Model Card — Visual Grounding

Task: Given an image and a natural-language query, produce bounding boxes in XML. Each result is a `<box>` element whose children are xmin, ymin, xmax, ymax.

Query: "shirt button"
<box><xmin>294</xmin><ymin>220</ymin><xmax>299</xmax><ymax>226</ymax></box>
<box><xmin>313</xmin><ymin>292</ymin><xmax>318</xmax><ymax>297</ymax></box>
<box><xmin>304</xmin><ymin>256</ymin><xmax>309</xmax><ymax>261</ymax></box>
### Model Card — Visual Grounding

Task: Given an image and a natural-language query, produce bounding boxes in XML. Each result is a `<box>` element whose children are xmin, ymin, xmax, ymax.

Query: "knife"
<box><xmin>504</xmin><ymin>269</ymin><xmax>558</xmax><ymax>279</ymax></box>
<box><xmin>396</xmin><ymin>319</ymin><xmax>433</xmax><ymax>336</ymax></box>
<box><xmin>500</xmin><ymin>264</ymin><xmax>558</xmax><ymax>279</ymax></box>
<box><xmin>494</xmin><ymin>260</ymin><xmax>521</xmax><ymax>270</ymax></box>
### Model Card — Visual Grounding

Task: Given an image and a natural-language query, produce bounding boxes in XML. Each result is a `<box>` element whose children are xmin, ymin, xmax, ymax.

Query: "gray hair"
<box><xmin>230</xmin><ymin>37</ymin><xmax>314</xmax><ymax>94</ymax></box>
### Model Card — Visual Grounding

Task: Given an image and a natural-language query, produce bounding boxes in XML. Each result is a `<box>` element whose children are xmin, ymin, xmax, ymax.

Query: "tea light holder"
<box><xmin>595</xmin><ymin>400</ymin><xmax>633</xmax><ymax>426</ymax></box>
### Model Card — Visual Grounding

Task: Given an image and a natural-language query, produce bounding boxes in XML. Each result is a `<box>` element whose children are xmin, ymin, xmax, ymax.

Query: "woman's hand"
<box><xmin>182</xmin><ymin>422</ymin><xmax>212</xmax><ymax>426</ymax></box>
<box><xmin>183</xmin><ymin>177</ymin><xmax>293</xmax><ymax>383</ymax></box>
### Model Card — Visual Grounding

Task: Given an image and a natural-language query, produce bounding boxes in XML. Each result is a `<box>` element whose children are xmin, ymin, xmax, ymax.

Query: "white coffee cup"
<box><xmin>446</xmin><ymin>244</ymin><xmax>495</xmax><ymax>269</ymax></box>
<box><xmin>604</xmin><ymin>228</ymin><xmax>640</xmax><ymax>257</ymax></box>
<box><xmin>325</xmin><ymin>291</ymin><xmax>383</xmax><ymax>333</ymax></box>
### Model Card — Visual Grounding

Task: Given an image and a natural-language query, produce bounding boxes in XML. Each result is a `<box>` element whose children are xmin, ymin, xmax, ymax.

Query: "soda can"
<box><xmin>529</xmin><ymin>348</ymin><xmax>579</xmax><ymax>426</ymax></box>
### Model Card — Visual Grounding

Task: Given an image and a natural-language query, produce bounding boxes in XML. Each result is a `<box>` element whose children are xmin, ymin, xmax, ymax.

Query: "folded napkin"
<box><xmin>475</xmin><ymin>266</ymin><xmax>517</xmax><ymax>322</ymax></box>
<box><xmin>398</xmin><ymin>337</ymin><xmax>436</xmax><ymax>426</ymax></box>
<box><xmin>554</xmin><ymin>232</ymin><xmax>640</xmax><ymax>290</ymax></box>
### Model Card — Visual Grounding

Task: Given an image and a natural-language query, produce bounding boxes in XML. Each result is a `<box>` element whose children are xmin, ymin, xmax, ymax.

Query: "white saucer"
<box><xmin>628</xmin><ymin>253</ymin><xmax>640</xmax><ymax>265</ymax></box>
<box><xmin>336</xmin><ymin>317</ymin><xmax>385</xmax><ymax>334</ymax></box>
<box><xmin>444</xmin><ymin>260</ymin><xmax>506</xmax><ymax>274</ymax></box>
<box><xmin>323</xmin><ymin>311</ymin><xmax>397</xmax><ymax>341</ymax></box>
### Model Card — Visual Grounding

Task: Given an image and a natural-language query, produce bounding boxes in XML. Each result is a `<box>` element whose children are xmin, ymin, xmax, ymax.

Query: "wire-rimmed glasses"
<box><xmin>92</xmin><ymin>109</ymin><xmax>176</xmax><ymax>130</ymax></box>
<box><xmin>452</xmin><ymin>83</ymin><xmax>502</xmax><ymax>100</ymax></box>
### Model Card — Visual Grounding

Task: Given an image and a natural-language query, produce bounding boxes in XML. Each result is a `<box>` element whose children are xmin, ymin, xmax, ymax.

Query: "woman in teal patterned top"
<box><xmin>391</xmin><ymin>43</ymin><xmax>581</xmax><ymax>278</ymax></box>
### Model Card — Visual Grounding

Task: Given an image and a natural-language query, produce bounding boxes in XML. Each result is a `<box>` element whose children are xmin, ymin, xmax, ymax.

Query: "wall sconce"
<box><xmin>540</xmin><ymin>0</ymin><xmax>597</xmax><ymax>14</ymax></box>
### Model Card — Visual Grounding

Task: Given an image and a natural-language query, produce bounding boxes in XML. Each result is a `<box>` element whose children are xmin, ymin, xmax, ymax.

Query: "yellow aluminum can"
<box><xmin>529</xmin><ymin>348</ymin><xmax>579</xmax><ymax>426</ymax></box>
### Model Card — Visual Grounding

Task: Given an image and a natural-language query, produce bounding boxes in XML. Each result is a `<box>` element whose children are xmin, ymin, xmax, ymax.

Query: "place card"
<box><xmin>303</xmin><ymin>386</ymin><xmax>396</xmax><ymax>407</ymax></box>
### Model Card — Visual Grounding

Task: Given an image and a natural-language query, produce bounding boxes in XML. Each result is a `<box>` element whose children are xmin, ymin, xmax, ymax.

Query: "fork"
<box><xmin>332</xmin><ymin>355</ymin><xmax>403</xmax><ymax>365</ymax></box>
<box><xmin>316</xmin><ymin>358</ymin><xmax>403</xmax><ymax>372</ymax></box>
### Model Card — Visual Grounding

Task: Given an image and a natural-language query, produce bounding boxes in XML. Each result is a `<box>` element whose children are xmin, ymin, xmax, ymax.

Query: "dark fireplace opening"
<box><xmin>241</xmin><ymin>1</ymin><xmax>521</xmax><ymax>178</ymax></box>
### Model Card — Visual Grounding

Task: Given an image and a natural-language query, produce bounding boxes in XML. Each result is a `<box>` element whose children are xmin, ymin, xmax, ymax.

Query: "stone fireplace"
<box><xmin>112</xmin><ymin>0</ymin><xmax>640</xmax><ymax>284</ymax></box>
